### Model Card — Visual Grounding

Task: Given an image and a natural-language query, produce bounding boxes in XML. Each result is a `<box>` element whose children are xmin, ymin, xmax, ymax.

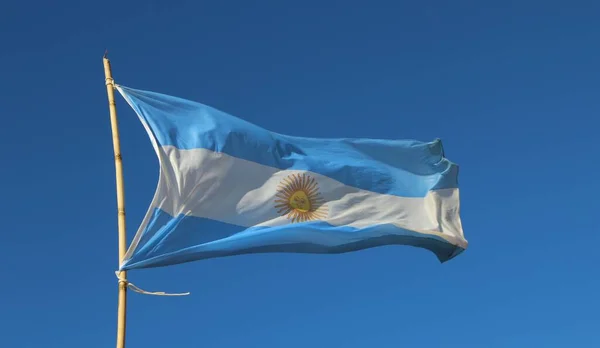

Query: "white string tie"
<box><xmin>115</xmin><ymin>271</ymin><xmax>190</xmax><ymax>296</ymax></box>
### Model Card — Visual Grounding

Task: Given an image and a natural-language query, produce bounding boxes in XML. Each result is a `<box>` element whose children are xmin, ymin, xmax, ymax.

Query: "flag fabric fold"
<box><xmin>115</xmin><ymin>85</ymin><xmax>467</xmax><ymax>271</ymax></box>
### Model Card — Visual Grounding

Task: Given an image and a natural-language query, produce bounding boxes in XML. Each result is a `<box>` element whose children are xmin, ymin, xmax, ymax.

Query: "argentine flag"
<box><xmin>115</xmin><ymin>85</ymin><xmax>467</xmax><ymax>271</ymax></box>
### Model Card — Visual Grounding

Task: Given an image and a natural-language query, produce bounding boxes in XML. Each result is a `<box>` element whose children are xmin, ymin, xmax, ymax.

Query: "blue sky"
<box><xmin>1</xmin><ymin>1</ymin><xmax>598</xmax><ymax>347</ymax></box>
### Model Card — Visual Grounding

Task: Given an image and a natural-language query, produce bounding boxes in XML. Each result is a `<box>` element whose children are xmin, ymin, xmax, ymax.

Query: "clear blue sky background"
<box><xmin>1</xmin><ymin>1</ymin><xmax>598</xmax><ymax>347</ymax></box>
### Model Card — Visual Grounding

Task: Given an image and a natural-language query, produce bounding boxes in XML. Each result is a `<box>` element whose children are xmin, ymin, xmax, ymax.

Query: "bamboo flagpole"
<box><xmin>103</xmin><ymin>53</ymin><xmax>129</xmax><ymax>348</ymax></box>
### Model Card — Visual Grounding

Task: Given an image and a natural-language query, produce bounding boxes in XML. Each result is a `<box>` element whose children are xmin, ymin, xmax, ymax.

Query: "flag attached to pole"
<box><xmin>115</xmin><ymin>85</ymin><xmax>467</xmax><ymax>271</ymax></box>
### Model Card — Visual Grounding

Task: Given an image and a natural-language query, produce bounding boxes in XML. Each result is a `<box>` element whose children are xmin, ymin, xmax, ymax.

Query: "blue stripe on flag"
<box><xmin>120</xmin><ymin>209</ymin><xmax>464</xmax><ymax>270</ymax></box>
<box><xmin>118</xmin><ymin>85</ymin><xmax>458</xmax><ymax>198</ymax></box>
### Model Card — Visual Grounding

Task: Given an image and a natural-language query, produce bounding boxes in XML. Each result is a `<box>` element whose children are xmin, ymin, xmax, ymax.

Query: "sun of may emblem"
<box><xmin>275</xmin><ymin>173</ymin><xmax>328</xmax><ymax>223</ymax></box>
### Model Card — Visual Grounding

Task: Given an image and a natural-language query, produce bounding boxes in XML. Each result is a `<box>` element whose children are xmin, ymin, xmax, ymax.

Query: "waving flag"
<box><xmin>115</xmin><ymin>85</ymin><xmax>467</xmax><ymax>271</ymax></box>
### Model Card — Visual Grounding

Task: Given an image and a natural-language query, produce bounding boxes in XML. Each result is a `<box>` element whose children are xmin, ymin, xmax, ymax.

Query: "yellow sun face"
<box><xmin>289</xmin><ymin>191</ymin><xmax>311</xmax><ymax>212</ymax></box>
<box><xmin>275</xmin><ymin>173</ymin><xmax>328</xmax><ymax>223</ymax></box>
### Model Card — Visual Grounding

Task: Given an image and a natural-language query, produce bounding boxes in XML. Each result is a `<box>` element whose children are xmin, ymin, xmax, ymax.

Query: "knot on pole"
<box><xmin>114</xmin><ymin>271</ymin><xmax>191</xmax><ymax>297</ymax></box>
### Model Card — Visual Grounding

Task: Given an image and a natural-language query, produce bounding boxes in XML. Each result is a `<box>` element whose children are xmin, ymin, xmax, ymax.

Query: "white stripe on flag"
<box><xmin>145</xmin><ymin>146</ymin><xmax>465</xmax><ymax>247</ymax></box>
